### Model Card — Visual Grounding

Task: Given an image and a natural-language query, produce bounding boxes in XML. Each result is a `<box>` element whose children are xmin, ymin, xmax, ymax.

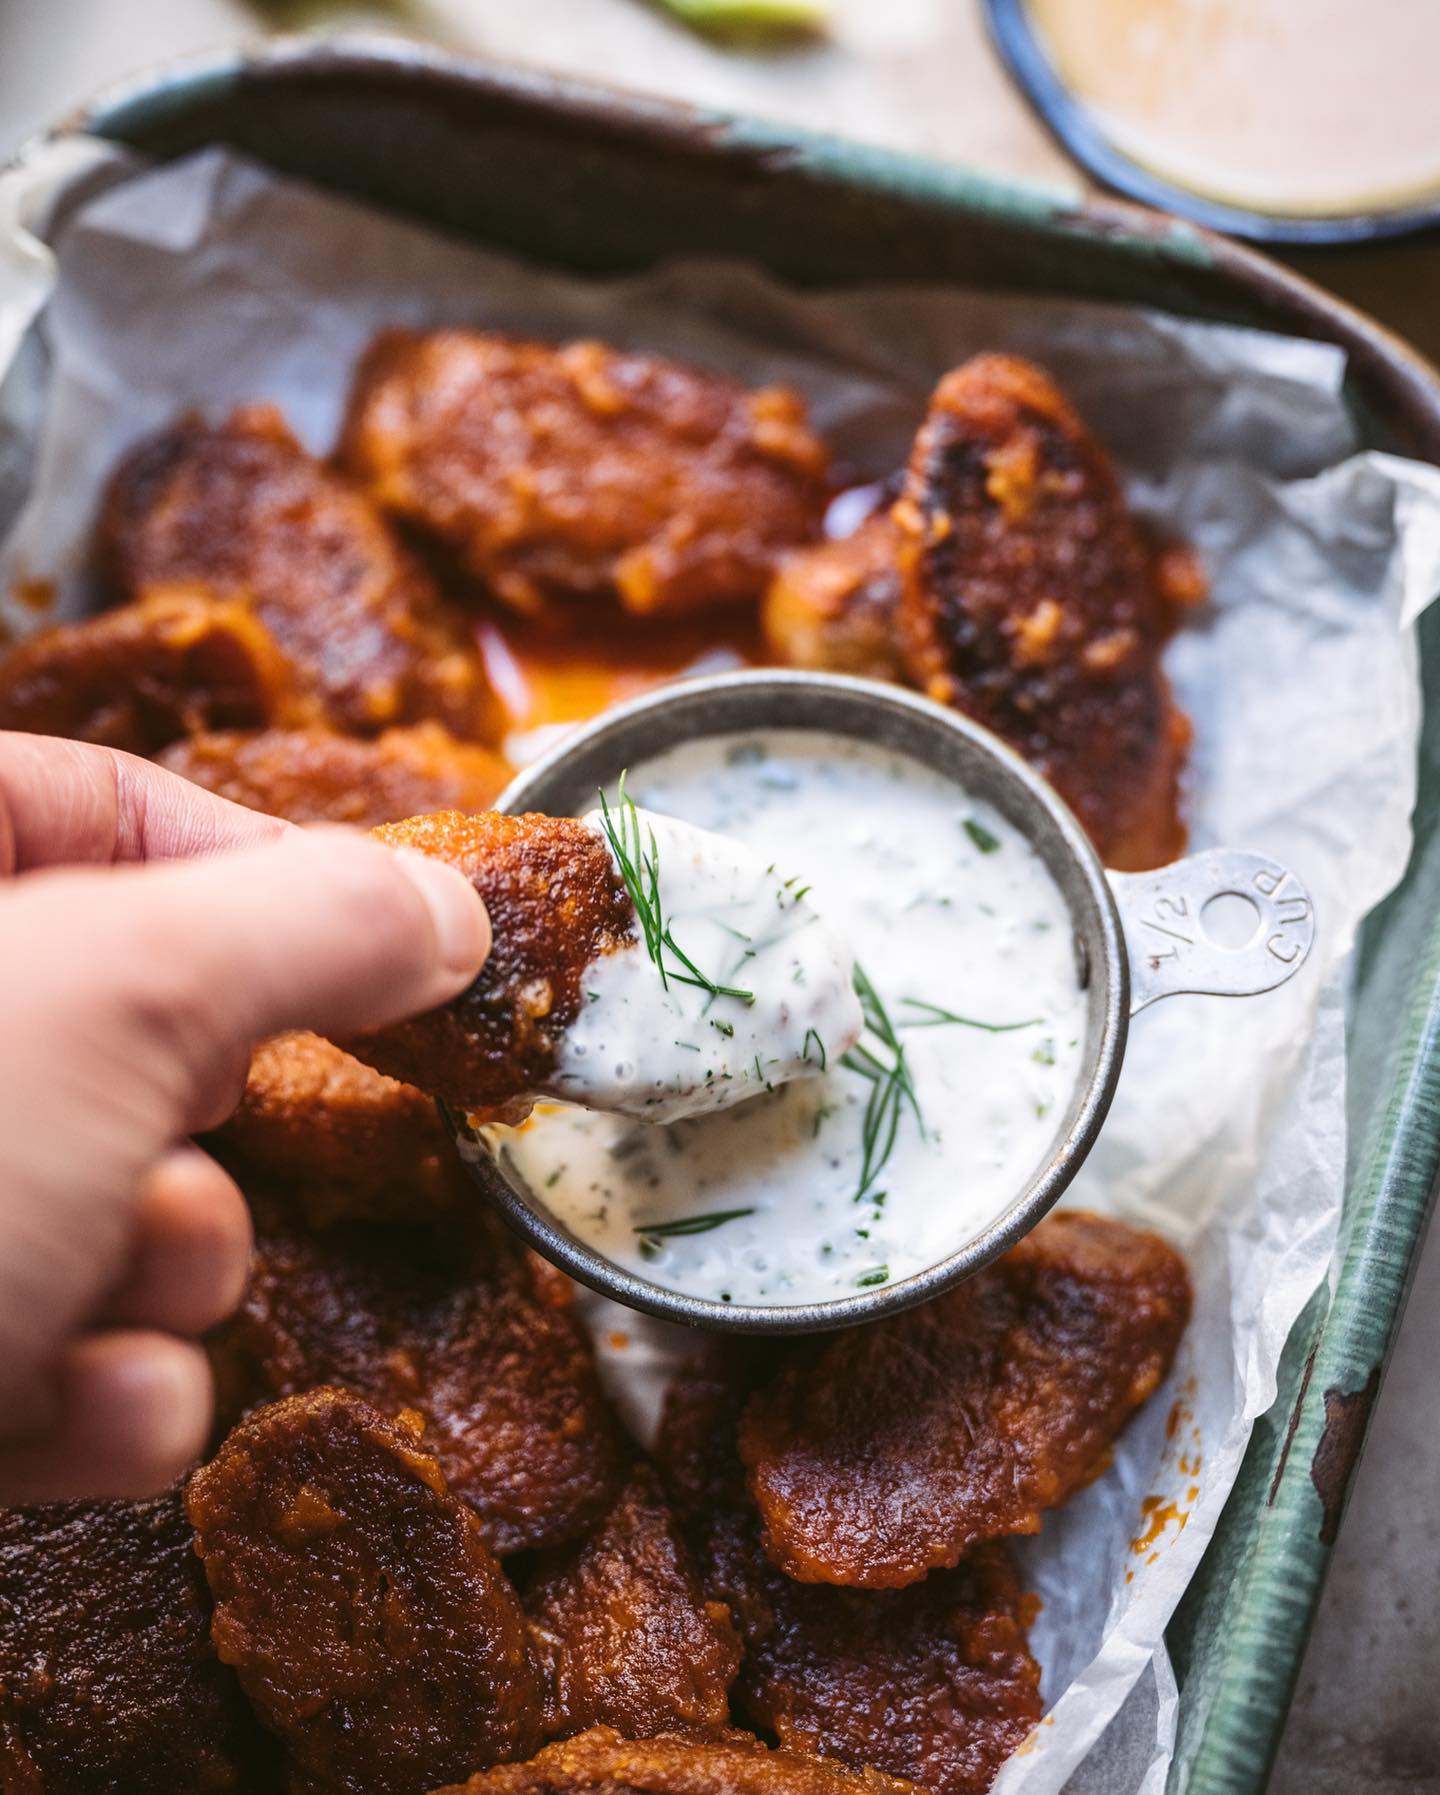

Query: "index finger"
<box><xmin>0</xmin><ymin>732</ymin><xmax>285</xmax><ymax>874</ymax></box>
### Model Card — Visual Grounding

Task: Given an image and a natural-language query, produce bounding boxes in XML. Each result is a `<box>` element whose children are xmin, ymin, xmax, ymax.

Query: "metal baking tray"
<box><xmin>41</xmin><ymin>36</ymin><xmax>1440</xmax><ymax>1791</ymax></box>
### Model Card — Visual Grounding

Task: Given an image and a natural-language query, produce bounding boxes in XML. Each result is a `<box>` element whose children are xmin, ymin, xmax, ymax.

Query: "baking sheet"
<box><xmin>3</xmin><ymin>142</ymin><xmax>1439</xmax><ymax>1794</ymax></box>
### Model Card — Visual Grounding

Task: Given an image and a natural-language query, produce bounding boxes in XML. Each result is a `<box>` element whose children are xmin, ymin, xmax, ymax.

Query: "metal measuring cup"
<box><xmin>450</xmin><ymin>670</ymin><xmax>1314</xmax><ymax>1334</ymax></box>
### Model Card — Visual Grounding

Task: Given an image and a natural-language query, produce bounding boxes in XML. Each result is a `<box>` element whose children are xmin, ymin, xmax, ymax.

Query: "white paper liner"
<box><xmin>3</xmin><ymin>141</ymin><xmax>1440</xmax><ymax>1793</ymax></box>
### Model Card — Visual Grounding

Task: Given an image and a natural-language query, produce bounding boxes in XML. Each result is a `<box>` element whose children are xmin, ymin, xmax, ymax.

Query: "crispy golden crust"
<box><xmin>0</xmin><ymin>1491</ymin><xmax>268</xmax><ymax>1794</ymax></box>
<box><xmin>98</xmin><ymin>405</ymin><xmax>501</xmax><ymax>740</ymax></box>
<box><xmin>0</xmin><ymin>590</ymin><xmax>299</xmax><ymax>754</ymax></box>
<box><xmin>897</xmin><ymin>354</ymin><xmax>1191</xmax><ymax>871</ymax></box>
<box><xmin>762</xmin><ymin>514</ymin><xmax>907</xmax><ymax>685</ymax></box>
<box><xmin>187</xmin><ymin>1389</ymin><xmax>544</xmax><ymax>1795</ymax></box>
<box><xmin>346</xmin><ymin>811</ymin><xmax>636</xmax><ymax>1112</ymax></box>
<box><xmin>432</xmin><ymin>1727</ymin><xmax>920</xmax><ymax>1795</ymax></box>
<box><xmin>206</xmin><ymin>1032</ymin><xmax>467</xmax><ymax>1228</ymax></box>
<box><xmin>526</xmin><ymin>1465</ymin><xmax>742</xmax><ymax>1743</ymax></box>
<box><xmin>738</xmin><ymin>1211</ymin><xmax>1191</xmax><ymax>1590</ymax></box>
<box><xmin>159</xmin><ymin>722</ymin><xmax>511</xmax><ymax>828</ymax></box>
<box><xmin>208</xmin><ymin>1197</ymin><xmax>627</xmax><ymax>1555</ymax></box>
<box><xmin>657</xmin><ymin>1358</ymin><xmax>1040</xmax><ymax>1795</ymax></box>
<box><xmin>337</xmin><ymin>331</ymin><xmax>829</xmax><ymax>619</ymax></box>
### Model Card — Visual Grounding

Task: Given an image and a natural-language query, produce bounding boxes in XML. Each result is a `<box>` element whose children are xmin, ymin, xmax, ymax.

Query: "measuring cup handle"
<box><xmin>1108</xmin><ymin>850</ymin><xmax>1315</xmax><ymax>1015</ymax></box>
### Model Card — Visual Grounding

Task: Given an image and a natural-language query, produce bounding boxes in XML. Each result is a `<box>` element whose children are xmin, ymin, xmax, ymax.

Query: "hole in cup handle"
<box><xmin>1108</xmin><ymin>849</ymin><xmax>1315</xmax><ymax>1015</ymax></box>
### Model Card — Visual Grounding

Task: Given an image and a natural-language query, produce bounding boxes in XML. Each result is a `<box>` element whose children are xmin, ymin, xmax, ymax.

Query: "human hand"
<box><xmin>0</xmin><ymin>732</ymin><xmax>490</xmax><ymax>1504</ymax></box>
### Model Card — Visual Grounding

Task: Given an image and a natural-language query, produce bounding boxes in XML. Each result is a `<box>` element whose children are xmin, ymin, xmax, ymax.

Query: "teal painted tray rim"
<box><xmin>42</xmin><ymin>38</ymin><xmax>1440</xmax><ymax>1791</ymax></box>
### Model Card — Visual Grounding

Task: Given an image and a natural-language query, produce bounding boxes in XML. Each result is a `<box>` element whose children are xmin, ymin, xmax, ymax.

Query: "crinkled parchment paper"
<box><xmin>3</xmin><ymin>143</ymin><xmax>1440</xmax><ymax>1795</ymax></box>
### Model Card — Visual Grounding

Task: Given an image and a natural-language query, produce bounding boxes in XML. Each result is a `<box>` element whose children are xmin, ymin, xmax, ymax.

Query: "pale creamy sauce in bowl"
<box><xmin>487</xmin><ymin>731</ymin><xmax>1089</xmax><ymax>1308</ymax></box>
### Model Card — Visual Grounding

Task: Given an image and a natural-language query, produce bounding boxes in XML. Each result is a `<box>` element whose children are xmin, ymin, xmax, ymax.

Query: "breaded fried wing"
<box><xmin>160</xmin><ymin>722</ymin><xmax>511</xmax><ymax>828</ymax></box>
<box><xmin>337</xmin><ymin>330</ymin><xmax>829</xmax><ymax>618</ymax></box>
<box><xmin>526</xmin><ymin>1465</ymin><xmax>742</xmax><ymax>1743</ymax></box>
<box><xmin>0</xmin><ymin>1491</ymin><xmax>268</xmax><ymax>1794</ymax></box>
<box><xmin>344</xmin><ymin>811</ymin><xmax>636</xmax><ymax>1115</ymax></box>
<box><xmin>0</xmin><ymin>591</ymin><xmax>297</xmax><ymax>754</ymax></box>
<box><xmin>187</xmin><ymin>1389</ymin><xmax>544</xmax><ymax>1795</ymax></box>
<box><xmin>208</xmin><ymin>1197</ymin><xmax>627</xmax><ymax>1555</ymax></box>
<box><xmin>98</xmin><ymin>404</ymin><xmax>501</xmax><ymax>740</ymax></box>
<box><xmin>658</xmin><ymin>1353</ymin><xmax>1041</xmax><ymax>1795</ymax></box>
<box><xmin>431</xmin><ymin>1727</ymin><xmax>921</xmax><ymax>1795</ymax></box>
<box><xmin>897</xmin><ymin>354</ymin><xmax>1191</xmax><ymax>870</ymax></box>
<box><xmin>206</xmin><ymin>1031</ymin><xmax>468</xmax><ymax>1229</ymax></box>
<box><xmin>739</xmin><ymin>1210</ymin><xmax>1191</xmax><ymax>1589</ymax></box>
<box><xmin>762</xmin><ymin>513</ymin><xmax>907</xmax><ymax>685</ymax></box>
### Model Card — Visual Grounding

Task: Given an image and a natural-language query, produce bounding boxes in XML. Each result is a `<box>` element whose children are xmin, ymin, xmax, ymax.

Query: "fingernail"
<box><xmin>392</xmin><ymin>849</ymin><xmax>492</xmax><ymax>977</ymax></box>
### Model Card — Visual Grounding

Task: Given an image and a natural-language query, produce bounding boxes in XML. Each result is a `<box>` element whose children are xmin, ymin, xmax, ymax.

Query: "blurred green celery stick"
<box><xmin>651</xmin><ymin>0</ymin><xmax>829</xmax><ymax>38</ymax></box>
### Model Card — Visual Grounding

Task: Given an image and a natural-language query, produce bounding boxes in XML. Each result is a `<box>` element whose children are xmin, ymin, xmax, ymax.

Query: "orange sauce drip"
<box><xmin>477</xmin><ymin>607</ymin><xmax>762</xmax><ymax>736</ymax></box>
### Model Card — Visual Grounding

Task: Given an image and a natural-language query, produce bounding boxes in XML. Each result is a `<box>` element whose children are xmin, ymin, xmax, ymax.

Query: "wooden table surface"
<box><xmin>2</xmin><ymin>2</ymin><xmax>1437</xmax><ymax>1787</ymax></box>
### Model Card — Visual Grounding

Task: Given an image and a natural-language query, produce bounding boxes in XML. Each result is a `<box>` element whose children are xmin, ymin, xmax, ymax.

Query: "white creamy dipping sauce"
<box><xmin>553</xmin><ymin>805</ymin><xmax>862</xmax><ymax>1123</ymax></box>
<box><xmin>489</xmin><ymin>732</ymin><xmax>1089</xmax><ymax>1307</ymax></box>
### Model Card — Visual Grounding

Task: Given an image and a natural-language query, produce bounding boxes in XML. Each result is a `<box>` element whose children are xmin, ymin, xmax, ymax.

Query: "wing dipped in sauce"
<box><xmin>896</xmin><ymin>355</ymin><xmax>1193</xmax><ymax>872</ymax></box>
<box><xmin>344</xmin><ymin>806</ymin><xmax>860</xmax><ymax>1126</ymax></box>
<box><xmin>337</xmin><ymin>330</ymin><xmax>830</xmax><ymax>620</ymax></box>
<box><xmin>738</xmin><ymin>1210</ymin><xmax>1192</xmax><ymax>1589</ymax></box>
<box><xmin>187</xmin><ymin>1388</ymin><xmax>544</xmax><ymax>1795</ymax></box>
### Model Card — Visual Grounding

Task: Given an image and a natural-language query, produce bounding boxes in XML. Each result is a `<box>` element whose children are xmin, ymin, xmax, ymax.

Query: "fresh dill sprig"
<box><xmin>635</xmin><ymin>1206</ymin><xmax>757</xmax><ymax>1239</ymax></box>
<box><xmin>803</xmin><ymin>1026</ymin><xmax>827</xmax><ymax>1071</ymax></box>
<box><xmin>899</xmin><ymin>999</ymin><xmax>1042</xmax><ymax>1033</ymax></box>
<box><xmin>840</xmin><ymin>964</ymin><xmax>922</xmax><ymax>1203</ymax></box>
<box><xmin>598</xmin><ymin>775</ymin><xmax>754</xmax><ymax>1006</ymax></box>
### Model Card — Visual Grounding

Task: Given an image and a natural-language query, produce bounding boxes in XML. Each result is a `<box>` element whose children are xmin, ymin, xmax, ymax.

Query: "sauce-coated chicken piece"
<box><xmin>0</xmin><ymin>1491</ymin><xmax>269</xmax><ymax>1794</ymax></box>
<box><xmin>344</xmin><ymin>811</ymin><xmax>636</xmax><ymax>1116</ymax></box>
<box><xmin>526</xmin><ymin>1465</ymin><xmax>742</xmax><ymax>1743</ymax></box>
<box><xmin>739</xmin><ymin>1210</ymin><xmax>1191</xmax><ymax>1589</ymax></box>
<box><xmin>897</xmin><ymin>354</ymin><xmax>1191</xmax><ymax>871</ymax></box>
<box><xmin>658</xmin><ymin>1354</ymin><xmax>1041</xmax><ymax>1795</ymax></box>
<box><xmin>431</xmin><ymin>1727</ymin><xmax>921</xmax><ymax>1795</ymax></box>
<box><xmin>208</xmin><ymin>1196</ymin><xmax>627</xmax><ymax>1555</ymax></box>
<box><xmin>187</xmin><ymin>1389</ymin><xmax>544</xmax><ymax>1795</ymax></box>
<box><xmin>762</xmin><ymin>514</ymin><xmax>907</xmax><ymax>685</ymax></box>
<box><xmin>206</xmin><ymin>1032</ymin><xmax>469</xmax><ymax>1229</ymax></box>
<box><xmin>98</xmin><ymin>404</ymin><xmax>501</xmax><ymax>740</ymax></box>
<box><xmin>337</xmin><ymin>331</ymin><xmax>829</xmax><ymax>618</ymax></box>
<box><xmin>160</xmin><ymin>722</ymin><xmax>511</xmax><ymax>828</ymax></box>
<box><xmin>0</xmin><ymin>590</ymin><xmax>297</xmax><ymax>754</ymax></box>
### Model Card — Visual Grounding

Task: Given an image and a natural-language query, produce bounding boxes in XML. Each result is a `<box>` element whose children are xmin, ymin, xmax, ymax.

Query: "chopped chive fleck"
<box><xmin>598</xmin><ymin>774</ymin><xmax>754</xmax><ymax>1005</ymax></box>
<box><xmin>674</xmin><ymin>1039</ymin><xmax>702</xmax><ymax>1053</ymax></box>
<box><xmin>545</xmin><ymin>1166</ymin><xmax>566</xmax><ymax>1188</ymax></box>
<box><xmin>964</xmin><ymin>818</ymin><xmax>1002</xmax><ymax>854</ymax></box>
<box><xmin>710</xmin><ymin>1018</ymin><xmax>735</xmax><ymax>1039</ymax></box>
<box><xmin>899</xmin><ymin>999</ymin><xmax>1041</xmax><ymax>1033</ymax></box>
<box><xmin>1032</xmin><ymin>1038</ymin><xmax>1056</xmax><ymax>1066</ymax></box>
<box><xmin>635</xmin><ymin>1206</ymin><xmax>757</xmax><ymax>1239</ymax></box>
<box><xmin>855</xmin><ymin>1265</ymin><xmax>890</xmax><ymax>1288</ymax></box>
<box><xmin>840</xmin><ymin>965</ymin><xmax>923</xmax><ymax>1202</ymax></box>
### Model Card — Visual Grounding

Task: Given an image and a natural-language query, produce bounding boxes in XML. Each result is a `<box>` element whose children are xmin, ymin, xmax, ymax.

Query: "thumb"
<box><xmin>9</xmin><ymin>824</ymin><xmax>490</xmax><ymax>1129</ymax></box>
